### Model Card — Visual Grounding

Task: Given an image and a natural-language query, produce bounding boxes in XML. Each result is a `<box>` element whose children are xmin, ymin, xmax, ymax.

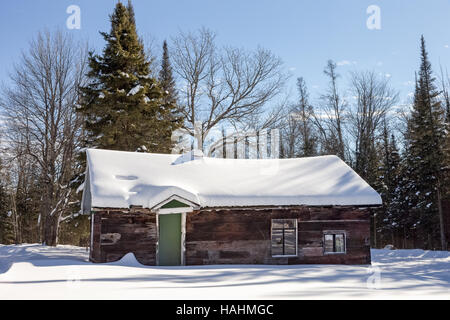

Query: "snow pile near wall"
<box><xmin>109</xmin><ymin>253</ymin><xmax>143</xmax><ymax>267</ymax></box>
<box><xmin>84</xmin><ymin>149</ymin><xmax>382</xmax><ymax>211</ymax></box>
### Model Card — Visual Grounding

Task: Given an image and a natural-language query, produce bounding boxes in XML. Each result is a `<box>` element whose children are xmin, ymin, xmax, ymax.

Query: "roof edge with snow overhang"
<box><xmin>81</xmin><ymin>149</ymin><xmax>382</xmax><ymax>214</ymax></box>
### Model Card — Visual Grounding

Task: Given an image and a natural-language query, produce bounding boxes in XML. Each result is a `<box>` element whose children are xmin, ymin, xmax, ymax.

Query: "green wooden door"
<box><xmin>158</xmin><ymin>214</ymin><xmax>182</xmax><ymax>266</ymax></box>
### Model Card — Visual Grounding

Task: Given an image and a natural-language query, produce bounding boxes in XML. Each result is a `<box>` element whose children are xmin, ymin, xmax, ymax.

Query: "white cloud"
<box><xmin>445</xmin><ymin>44</ymin><xmax>449</xmax><ymax>48</ymax></box>
<box><xmin>336</xmin><ymin>60</ymin><xmax>350</xmax><ymax>66</ymax></box>
<box><xmin>336</xmin><ymin>60</ymin><xmax>357</xmax><ymax>67</ymax></box>
<box><xmin>378</xmin><ymin>72</ymin><xmax>392</xmax><ymax>78</ymax></box>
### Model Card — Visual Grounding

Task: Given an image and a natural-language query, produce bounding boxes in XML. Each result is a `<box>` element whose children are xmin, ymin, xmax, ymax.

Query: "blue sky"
<box><xmin>1</xmin><ymin>0</ymin><xmax>450</xmax><ymax>105</ymax></box>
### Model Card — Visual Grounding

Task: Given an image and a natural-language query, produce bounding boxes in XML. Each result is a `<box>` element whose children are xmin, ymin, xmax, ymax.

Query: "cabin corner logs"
<box><xmin>89</xmin><ymin>206</ymin><xmax>372</xmax><ymax>265</ymax></box>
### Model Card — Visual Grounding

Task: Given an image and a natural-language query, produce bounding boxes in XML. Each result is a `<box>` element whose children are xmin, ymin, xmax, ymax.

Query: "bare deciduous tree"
<box><xmin>171</xmin><ymin>27</ymin><xmax>287</xmax><ymax>147</ymax></box>
<box><xmin>1</xmin><ymin>30</ymin><xmax>87</xmax><ymax>246</ymax></box>
<box><xmin>280</xmin><ymin>78</ymin><xmax>317</xmax><ymax>158</ymax></box>
<box><xmin>349</xmin><ymin>70</ymin><xmax>399</xmax><ymax>183</ymax></box>
<box><xmin>314</xmin><ymin>60</ymin><xmax>348</xmax><ymax>161</ymax></box>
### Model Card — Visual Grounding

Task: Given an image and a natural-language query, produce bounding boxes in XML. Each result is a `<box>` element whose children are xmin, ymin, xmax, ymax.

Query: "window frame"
<box><xmin>271</xmin><ymin>219</ymin><xmax>298</xmax><ymax>258</ymax></box>
<box><xmin>323</xmin><ymin>230</ymin><xmax>347</xmax><ymax>255</ymax></box>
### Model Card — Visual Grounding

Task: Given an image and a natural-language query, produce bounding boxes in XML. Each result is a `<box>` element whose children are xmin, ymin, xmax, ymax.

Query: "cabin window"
<box><xmin>323</xmin><ymin>232</ymin><xmax>346</xmax><ymax>254</ymax></box>
<box><xmin>271</xmin><ymin>219</ymin><xmax>297</xmax><ymax>257</ymax></box>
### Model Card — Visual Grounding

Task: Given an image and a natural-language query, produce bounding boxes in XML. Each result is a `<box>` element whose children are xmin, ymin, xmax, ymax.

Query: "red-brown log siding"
<box><xmin>90</xmin><ymin>210</ymin><xmax>157</xmax><ymax>265</ymax></box>
<box><xmin>90</xmin><ymin>206</ymin><xmax>372</xmax><ymax>265</ymax></box>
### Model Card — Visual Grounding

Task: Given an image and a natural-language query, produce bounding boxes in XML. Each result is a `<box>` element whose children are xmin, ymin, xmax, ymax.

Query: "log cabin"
<box><xmin>81</xmin><ymin>148</ymin><xmax>382</xmax><ymax>266</ymax></box>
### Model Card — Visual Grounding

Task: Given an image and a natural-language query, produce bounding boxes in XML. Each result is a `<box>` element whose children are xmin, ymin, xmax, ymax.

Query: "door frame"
<box><xmin>156</xmin><ymin>211</ymin><xmax>188</xmax><ymax>266</ymax></box>
<box><xmin>152</xmin><ymin>195</ymin><xmax>199</xmax><ymax>266</ymax></box>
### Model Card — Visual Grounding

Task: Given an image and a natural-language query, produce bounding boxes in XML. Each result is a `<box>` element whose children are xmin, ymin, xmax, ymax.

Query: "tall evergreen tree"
<box><xmin>159</xmin><ymin>40</ymin><xmax>178</xmax><ymax>112</ymax></box>
<box><xmin>390</xmin><ymin>151</ymin><xmax>415</xmax><ymax>247</ymax></box>
<box><xmin>443</xmin><ymin>73</ymin><xmax>450</xmax><ymax>194</ymax></box>
<box><xmin>78</xmin><ymin>2</ymin><xmax>180</xmax><ymax>153</ymax></box>
<box><xmin>375</xmin><ymin>125</ymin><xmax>402</xmax><ymax>246</ymax></box>
<box><xmin>406</xmin><ymin>36</ymin><xmax>447</xmax><ymax>249</ymax></box>
<box><xmin>127</xmin><ymin>0</ymin><xmax>136</xmax><ymax>26</ymax></box>
<box><xmin>442</xmin><ymin>74</ymin><xmax>450</xmax><ymax>209</ymax></box>
<box><xmin>397</xmin><ymin>109</ymin><xmax>421</xmax><ymax>239</ymax></box>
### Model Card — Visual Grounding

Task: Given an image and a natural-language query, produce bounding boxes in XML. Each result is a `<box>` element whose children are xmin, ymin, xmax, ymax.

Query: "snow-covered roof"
<box><xmin>82</xmin><ymin>148</ymin><xmax>382</xmax><ymax>213</ymax></box>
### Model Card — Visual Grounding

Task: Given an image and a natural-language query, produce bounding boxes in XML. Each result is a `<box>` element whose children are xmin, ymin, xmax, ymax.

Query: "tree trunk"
<box><xmin>373</xmin><ymin>213</ymin><xmax>377</xmax><ymax>248</ymax></box>
<box><xmin>437</xmin><ymin>186</ymin><xmax>447</xmax><ymax>250</ymax></box>
<box><xmin>10</xmin><ymin>193</ymin><xmax>21</xmax><ymax>244</ymax></box>
<box><xmin>403</xmin><ymin>227</ymin><xmax>406</xmax><ymax>249</ymax></box>
<box><xmin>43</xmin><ymin>215</ymin><xmax>58</xmax><ymax>246</ymax></box>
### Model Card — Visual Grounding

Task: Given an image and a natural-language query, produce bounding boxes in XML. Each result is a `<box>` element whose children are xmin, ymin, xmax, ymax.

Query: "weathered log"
<box><xmin>89</xmin><ymin>206</ymin><xmax>372</xmax><ymax>265</ymax></box>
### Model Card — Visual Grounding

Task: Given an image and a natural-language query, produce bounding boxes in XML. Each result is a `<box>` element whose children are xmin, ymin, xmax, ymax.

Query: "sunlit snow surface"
<box><xmin>0</xmin><ymin>244</ymin><xmax>448</xmax><ymax>299</ymax></box>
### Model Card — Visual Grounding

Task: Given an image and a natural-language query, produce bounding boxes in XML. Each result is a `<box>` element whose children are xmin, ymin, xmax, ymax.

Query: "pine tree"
<box><xmin>371</xmin><ymin>139</ymin><xmax>384</xmax><ymax>248</ymax></box>
<box><xmin>407</xmin><ymin>36</ymin><xmax>447</xmax><ymax>249</ymax></box>
<box><xmin>390</xmin><ymin>152</ymin><xmax>415</xmax><ymax>247</ymax></box>
<box><xmin>442</xmin><ymin>78</ymin><xmax>450</xmax><ymax>211</ymax></box>
<box><xmin>387</xmin><ymin>135</ymin><xmax>401</xmax><ymax>203</ymax></box>
<box><xmin>380</xmin><ymin>128</ymin><xmax>402</xmax><ymax>212</ymax></box>
<box><xmin>127</xmin><ymin>0</ymin><xmax>136</xmax><ymax>26</ymax></box>
<box><xmin>78</xmin><ymin>2</ymin><xmax>180</xmax><ymax>153</ymax></box>
<box><xmin>398</xmin><ymin>112</ymin><xmax>421</xmax><ymax>236</ymax></box>
<box><xmin>442</xmin><ymin>76</ymin><xmax>450</xmax><ymax>199</ymax></box>
<box><xmin>376</xmin><ymin>126</ymin><xmax>402</xmax><ymax>246</ymax></box>
<box><xmin>159</xmin><ymin>40</ymin><xmax>179</xmax><ymax>113</ymax></box>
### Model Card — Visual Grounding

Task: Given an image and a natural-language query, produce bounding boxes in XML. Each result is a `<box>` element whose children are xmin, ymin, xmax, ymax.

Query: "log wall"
<box><xmin>186</xmin><ymin>207</ymin><xmax>371</xmax><ymax>265</ymax></box>
<box><xmin>90</xmin><ymin>206</ymin><xmax>372</xmax><ymax>265</ymax></box>
<box><xmin>90</xmin><ymin>209</ymin><xmax>157</xmax><ymax>265</ymax></box>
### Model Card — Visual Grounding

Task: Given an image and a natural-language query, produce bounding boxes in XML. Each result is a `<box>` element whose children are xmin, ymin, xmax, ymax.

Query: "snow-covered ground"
<box><xmin>0</xmin><ymin>244</ymin><xmax>448</xmax><ymax>299</ymax></box>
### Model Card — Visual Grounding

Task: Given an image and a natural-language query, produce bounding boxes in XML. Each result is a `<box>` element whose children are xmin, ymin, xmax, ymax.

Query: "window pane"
<box><xmin>335</xmin><ymin>234</ymin><xmax>345</xmax><ymax>252</ymax></box>
<box><xmin>283</xmin><ymin>219</ymin><xmax>296</xmax><ymax>229</ymax></box>
<box><xmin>284</xmin><ymin>229</ymin><xmax>296</xmax><ymax>255</ymax></box>
<box><xmin>271</xmin><ymin>229</ymin><xmax>283</xmax><ymax>256</ymax></box>
<box><xmin>272</xmin><ymin>219</ymin><xmax>296</xmax><ymax>229</ymax></box>
<box><xmin>272</xmin><ymin>220</ymin><xmax>284</xmax><ymax>229</ymax></box>
<box><xmin>271</xmin><ymin>219</ymin><xmax>297</xmax><ymax>256</ymax></box>
<box><xmin>324</xmin><ymin>234</ymin><xmax>334</xmax><ymax>253</ymax></box>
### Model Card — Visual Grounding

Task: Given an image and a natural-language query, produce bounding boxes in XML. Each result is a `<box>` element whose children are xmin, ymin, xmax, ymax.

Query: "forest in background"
<box><xmin>0</xmin><ymin>1</ymin><xmax>449</xmax><ymax>250</ymax></box>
